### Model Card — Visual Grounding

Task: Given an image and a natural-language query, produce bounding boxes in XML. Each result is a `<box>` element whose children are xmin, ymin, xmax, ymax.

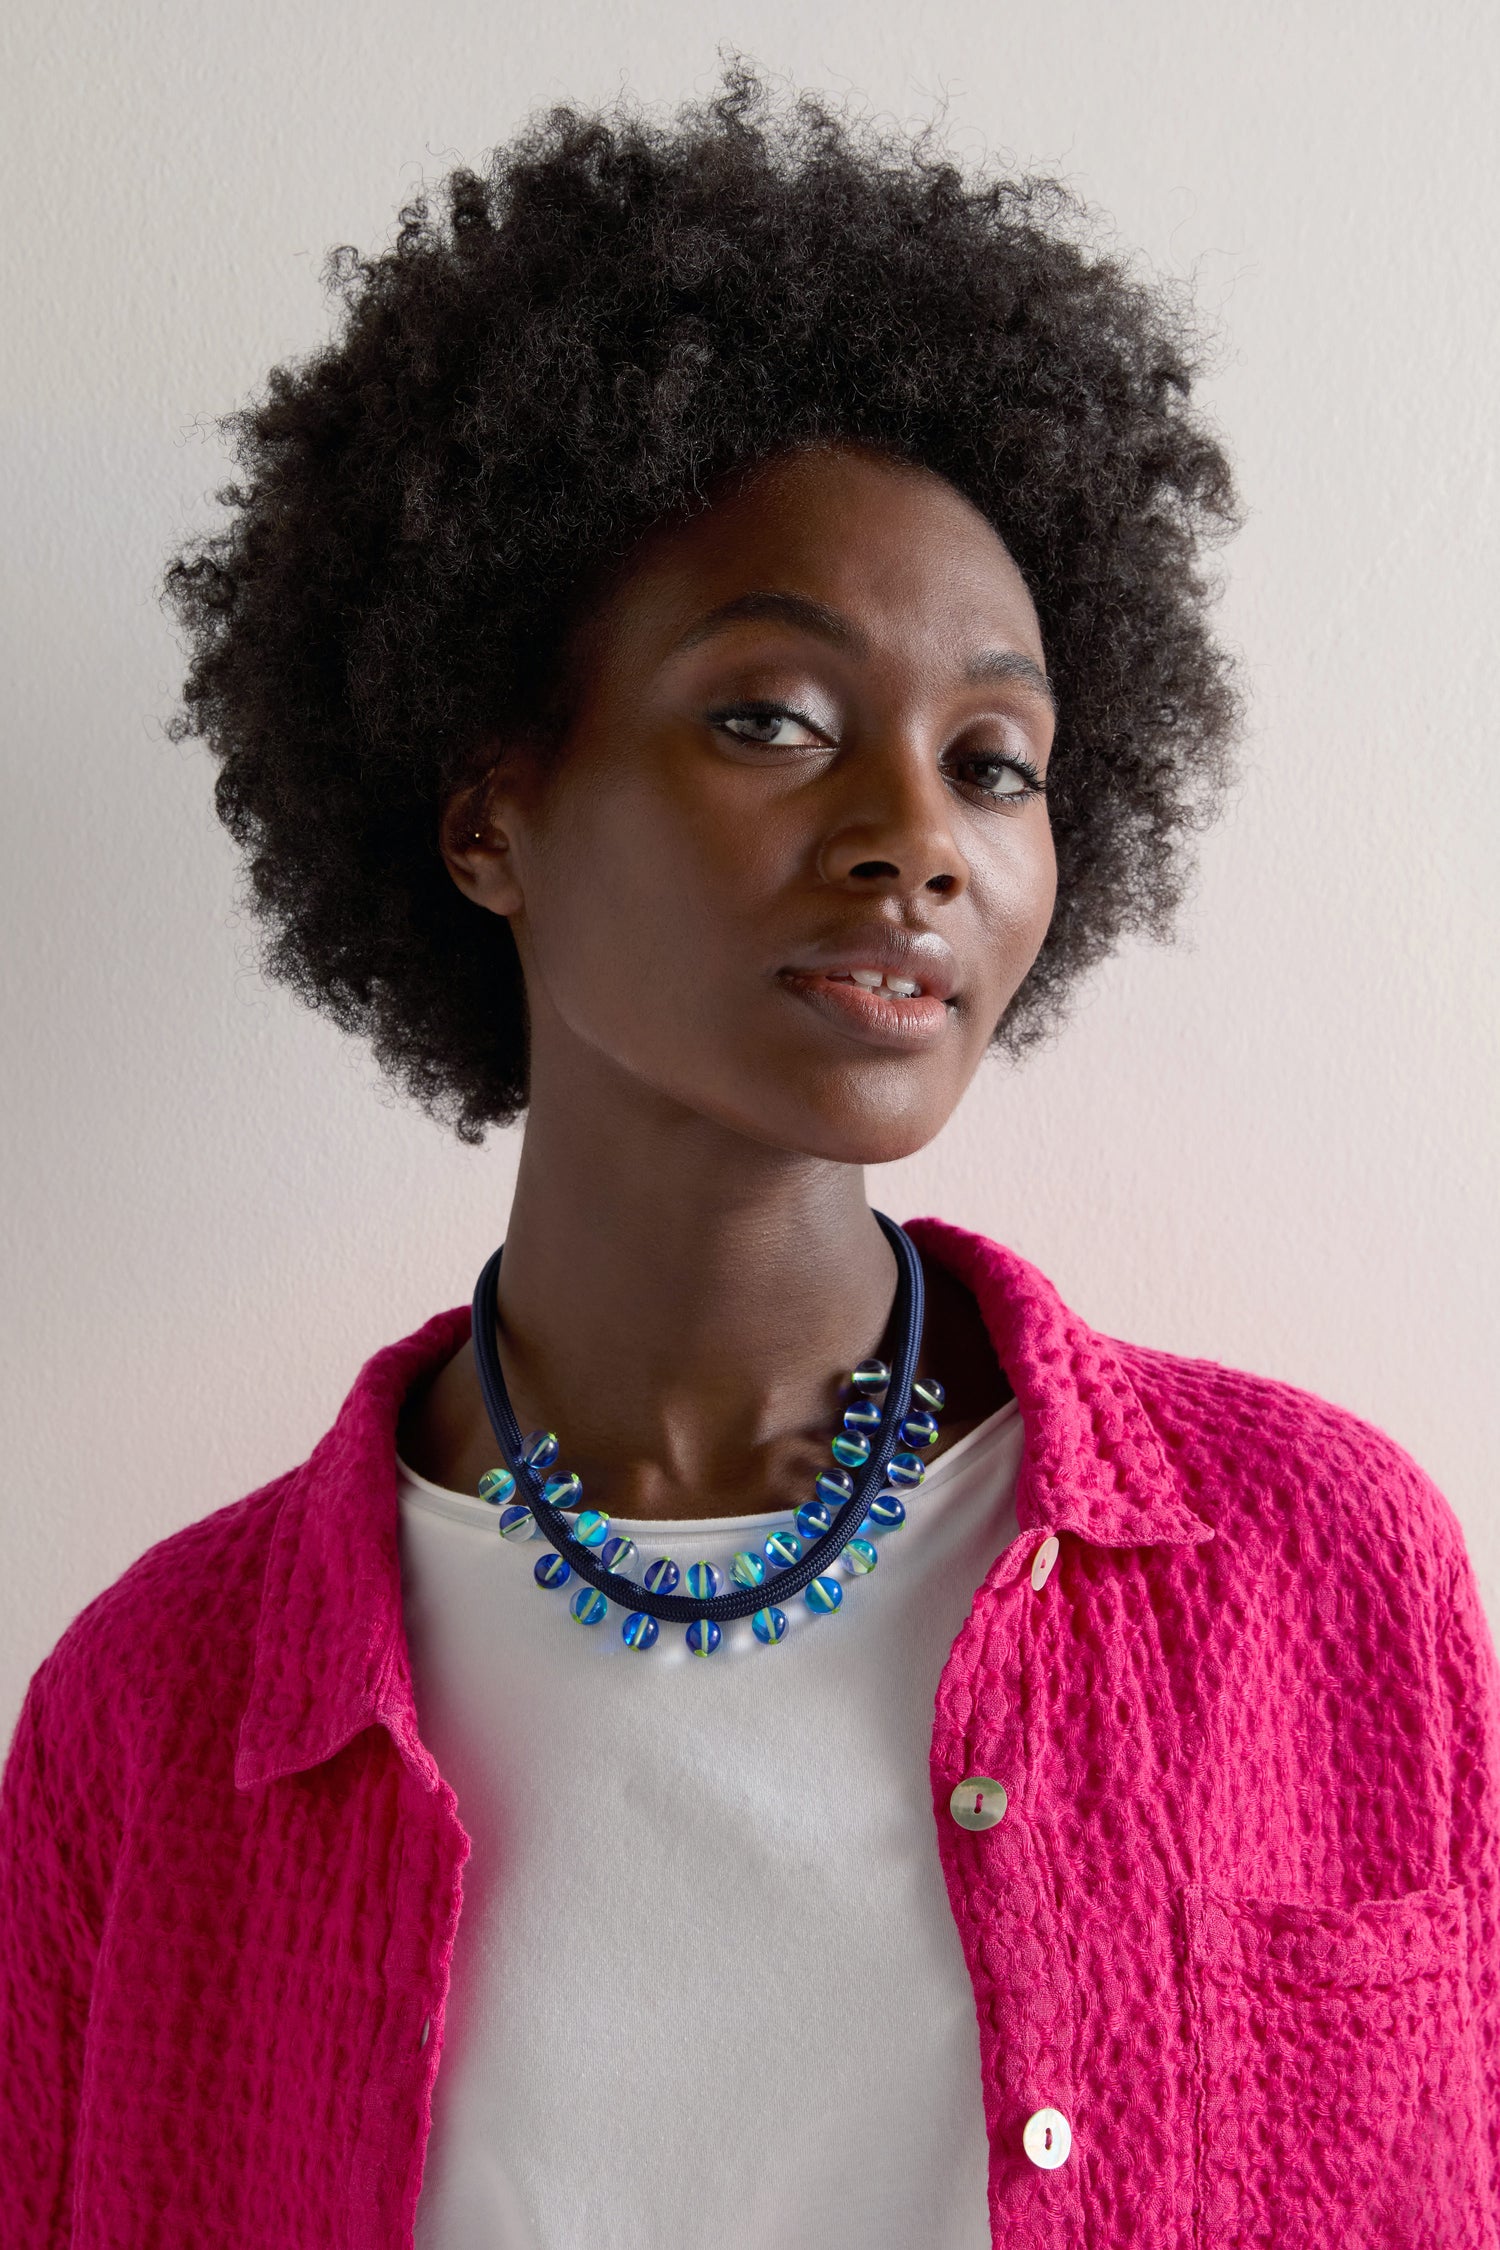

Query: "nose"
<box><xmin>815</xmin><ymin>735</ymin><xmax>968</xmax><ymax>901</ymax></box>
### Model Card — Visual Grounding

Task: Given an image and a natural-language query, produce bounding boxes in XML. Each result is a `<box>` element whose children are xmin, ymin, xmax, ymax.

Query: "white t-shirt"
<box><xmin>398</xmin><ymin>1397</ymin><xmax>1025</xmax><ymax>2250</ymax></box>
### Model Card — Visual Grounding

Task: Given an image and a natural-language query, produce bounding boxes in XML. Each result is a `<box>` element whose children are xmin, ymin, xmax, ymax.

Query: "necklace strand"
<box><xmin>469</xmin><ymin>1209</ymin><xmax>944</xmax><ymax>1655</ymax></box>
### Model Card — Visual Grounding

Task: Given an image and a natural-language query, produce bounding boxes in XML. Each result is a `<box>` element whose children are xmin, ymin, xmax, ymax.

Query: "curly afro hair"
<box><xmin>162</xmin><ymin>63</ymin><xmax>1242</xmax><ymax>1146</ymax></box>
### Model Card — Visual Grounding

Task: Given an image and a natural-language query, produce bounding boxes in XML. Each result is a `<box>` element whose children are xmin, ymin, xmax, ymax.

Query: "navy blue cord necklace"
<box><xmin>468</xmin><ymin>1209</ymin><xmax>945</xmax><ymax>1655</ymax></box>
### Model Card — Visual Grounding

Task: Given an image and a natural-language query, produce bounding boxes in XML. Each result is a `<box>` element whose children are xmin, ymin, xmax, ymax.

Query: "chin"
<box><xmin>732</xmin><ymin>1085</ymin><xmax>956</xmax><ymax>1168</ymax></box>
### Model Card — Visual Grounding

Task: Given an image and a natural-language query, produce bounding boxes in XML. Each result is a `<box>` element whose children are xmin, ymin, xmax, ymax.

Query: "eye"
<box><xmin>709</xmin><ymin>701</ymin><xmax>829</xmax><ymax>750</ymax></box>
<box><xmin>948</xmin><ymin>749</ymin><xmax>1047</xmax><ymax>803</ymax></box>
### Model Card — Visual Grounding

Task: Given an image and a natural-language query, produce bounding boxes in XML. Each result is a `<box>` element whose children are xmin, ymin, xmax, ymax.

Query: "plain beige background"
<box><xmin>2</xmin><ymin>0</ymin><xmax>1496</xmax><ymax>1742</ymax></box>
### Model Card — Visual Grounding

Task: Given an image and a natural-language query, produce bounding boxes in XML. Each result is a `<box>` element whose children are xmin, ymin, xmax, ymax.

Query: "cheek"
<box><xmin>1027</xmin><ymin>824</ymin><xmax>1060</xmax><ymax>940</ymax></box>
<box><xmin>520</xmin><ymin>776</ymin><xmax>766</xmax><ymax>1047</ymax></box>
<box><xmin>971</xmin><ymin>817</ymin><xmax>1059</xmax><ymax>982</ymax></box>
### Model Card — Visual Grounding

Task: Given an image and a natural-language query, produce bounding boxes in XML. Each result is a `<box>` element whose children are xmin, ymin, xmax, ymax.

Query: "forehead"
<box><xmin>584</xmin><ymin>444</ymin><xmax>1045</xmax><ymax>672</ymax></box>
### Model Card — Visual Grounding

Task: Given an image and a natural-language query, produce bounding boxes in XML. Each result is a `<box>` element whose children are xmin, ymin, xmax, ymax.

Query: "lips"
<box><xmin>776</xmin><ymin>967</ymin><xmax>952</xmax><ymax>1050</ymax></box>
<box><xmin>777</xmin><ymin>926</ymin><xmax>959</xmax><ymax>1004</ymax></box>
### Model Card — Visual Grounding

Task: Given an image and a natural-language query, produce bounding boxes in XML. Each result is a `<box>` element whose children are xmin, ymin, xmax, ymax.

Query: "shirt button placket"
<box><xmin>1020</xmin><ymin>1536</ymin><xmax>1070</xmax><ymax>2175</ymax></box>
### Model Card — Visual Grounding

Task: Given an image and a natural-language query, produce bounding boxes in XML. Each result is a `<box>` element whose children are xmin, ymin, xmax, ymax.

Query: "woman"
<box><xmin>3</xmin><ymin>68</ymin><xmax>1496</xmax><ymax>2250</ymax></box>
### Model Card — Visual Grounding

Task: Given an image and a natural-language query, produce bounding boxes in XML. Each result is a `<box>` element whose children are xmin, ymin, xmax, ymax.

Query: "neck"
<box><xmin>492</xmin><ymin>1073</ymin><xmax>898</xmax><ymax>1518</ymax></box>
<box><xmin>399</xmin><ymin>1035</ymin><xmax>1013</xmax><ymax>1522</ymax></box>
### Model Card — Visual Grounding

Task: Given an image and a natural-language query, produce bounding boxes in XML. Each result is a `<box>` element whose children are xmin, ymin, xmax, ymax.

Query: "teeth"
<box><xmin>814</xmin><ymin>966</ymin><xmax>930</xmax><ymax>998</ymax></box>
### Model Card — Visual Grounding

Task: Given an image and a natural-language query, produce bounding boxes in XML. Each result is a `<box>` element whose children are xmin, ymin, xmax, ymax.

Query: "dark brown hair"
<box><xmin>163</xmin><ymin>64</ymin><xmax>1241</xmax><ymax>1143</ymax></box>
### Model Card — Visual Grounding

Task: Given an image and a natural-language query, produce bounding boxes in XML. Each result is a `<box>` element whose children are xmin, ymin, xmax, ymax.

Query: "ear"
<box><xmin>439</xmin><ymin>763</ymin><xmax>528</xmax><ymax>919</ymax></box>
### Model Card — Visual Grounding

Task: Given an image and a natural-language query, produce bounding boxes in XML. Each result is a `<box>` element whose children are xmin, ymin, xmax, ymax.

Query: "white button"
<box><xmin>949</xmin><ymin>1775</ymin><xmax>1008</xmax><ymax>1831</ymax></box>
<box><xmin>1022</xmin><ymin>2106</ymin><xmax>1071</xmax><ymax>2168</ymax></box>
<box><xmin>418</xmin><ymin>2016</ymin><xmax>431</xmax><ymax>2051</ymax></box>
<box><xmin>1030</xmin><ymin>1536</ymin><xmax>1060</xmax><ymax>1593</ymax></box>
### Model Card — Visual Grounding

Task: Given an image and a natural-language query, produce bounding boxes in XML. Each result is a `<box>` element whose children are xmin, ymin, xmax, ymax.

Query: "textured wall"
<box><xmin>2</xmin><ymin>0</ymin><xmax>1496</xmax><ymax>1739</ymax></box>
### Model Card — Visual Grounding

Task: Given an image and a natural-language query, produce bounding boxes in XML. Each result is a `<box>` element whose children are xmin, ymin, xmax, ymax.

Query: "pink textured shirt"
<box><xmin>3</xmin><ymin>1214</ymin><xmax>1499</xmax><ymax>2246</ymax></box>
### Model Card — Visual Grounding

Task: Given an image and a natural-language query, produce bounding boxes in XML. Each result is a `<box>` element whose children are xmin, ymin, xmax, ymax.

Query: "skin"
<box><xmin>398</xmin><ymin>442</ymin><xmax>1058</xmax><ymax>1522</ymax></box>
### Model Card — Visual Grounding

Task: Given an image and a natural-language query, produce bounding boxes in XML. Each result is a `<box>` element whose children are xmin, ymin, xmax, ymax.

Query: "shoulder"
<box><xmin>14</xmin><ymin>1470</ymin><xmax>297</xmax><ymax>1816</ymax></box>
<box><xmin>905</xmin><ymin>1213</ymin><xmax>1468</xmax><ymax>1597</ymax></box>
<box><xmin>1115</xmin><ymin>1334</ymin><xmax>1465</xmax><ymax>1594</ymax></box>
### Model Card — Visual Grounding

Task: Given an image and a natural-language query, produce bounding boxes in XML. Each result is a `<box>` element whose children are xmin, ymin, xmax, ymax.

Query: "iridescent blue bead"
<box><xmin>570</xmin><ymin>1586</ymin><xmax>609</xmax><ymax>1626</ymax></box>
<box><xmin>497</xmin><ymin>1503</ymin><xmax>536</xmax><ymax>1542</ymax></box>
<box><xmin>685</xmin><ymin>1560</ymin><xmax>722</xmax><ymax>1601</ymax></box>
<box><xmin>764</xmin><ymin>1530</ymin><xmax>803</xmax><ymax>1570</ymax></box>
<box><xmin>573</xmin><ymin>1509</ymin><xmax>610</xmax><ymax>1550</ymax></box>
<box><xmin>912</xmin><ymin>1374</ymin><xmax>946</xmax><ymax>1412</ymax></box>
<box><xmin>534</xmin><ymin>1551</ymin><xmax>573</xmax><ymax>1588</ymax></box>
<box><xmin>622</xmin><ymin>1611</ymin><xmax>659</xmax><ymax>1650</ymax></box>
<box><xmin>731</xmin><ymin>1549</ymin><xmax>767</xmax><ymax>1589</ymax></box>
<box><xmin>752</xmin><ymin>1606</ymin><xmax>788</xmax><ymax>1644</ymax></box>
<box><xmin>868</xmin><ymin>1491</ymin><xmax>907</xmax><ymax>1529</ymax></box>
<box><xmin>805</xmin><ymin>1575</ymin><xmax>844</xmax><ymax>1615</ymax></box>
<box><xmin>643</xmin><ymin>1557</ymin><xmax>680</xmax><ymax>1595</ymax></box>
<box><xmin>541</xmin><ymin>1469</ymin><xmax>582</xmax><ymax>1510</ymax></box>
<box><xmin>686</xmin><ymin>1618</ymin><xmax>722</xmax><ymax>1657</ymax></box>
<box><xmin>796</xmin><ymin>1499</ymin><xmax>833</xmax><ymax>1541</ymax></box>
<box><xmin>886</xmin><ymin>1451</ymin><xmax>926</xmax><ymax>1490</ymax></box>
<box><xmin>600</xmin><ymin>1535</ymin><xmax>638</xmax><ymax>1574</ymax></box>
<box><xmin>522</xmin><ymin>1429</ymin><xmax>560</xmax><ymax>1469</ymax></box>
<box><xmin>815</xmin><ymin>1466</ymin><xmax>855</xmax><ymax>1507</ymax></box>
<box><xmin>843</xmin><ymin>1536</ymin><xmax>879</xmax><ymax>1576</ymax></box>
<box><xmin>851</xmin><ymin>1358</ymin><xmax>890</xmax><ymax>1394</ymax></box>
<box><xmin>842</xmin><ymin>1397</ymin><xmax>882</xmax><ymax>1436</ymax></box>
<box><xmin>478</xmin><ymin>1465</ymin><xmax>516</xmax><ymax>1506</ymax></box>
<box><xmin>830</xmin><ymin>1429</ymin><xmax>872</xmax><ymax>1470</ymax></box>
<box><xmin>900</xmin><ymin>1410</ymin><xmax>940</xmax><ymax>1448</ymax></box>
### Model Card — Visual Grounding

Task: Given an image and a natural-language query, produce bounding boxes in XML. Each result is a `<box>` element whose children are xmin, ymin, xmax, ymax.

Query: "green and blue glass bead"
<box><xmin>796</xmin><ymin>1499</ymin><xmax>833</xmax><ymax>1541</ymax></box>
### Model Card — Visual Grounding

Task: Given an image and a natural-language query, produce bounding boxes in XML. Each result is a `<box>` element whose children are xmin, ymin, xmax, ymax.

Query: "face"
<box><xmin>445</xmin><ymin>444</ymin><xmax>1058</xmax><ymax>1165</ymax></box>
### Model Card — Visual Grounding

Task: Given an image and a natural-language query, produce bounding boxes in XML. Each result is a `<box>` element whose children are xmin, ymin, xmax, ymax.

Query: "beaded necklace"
<box><xmin>469</xmin><ymin>1209</ymin><xmax>944</xmax><ymax>1655</ymax></box>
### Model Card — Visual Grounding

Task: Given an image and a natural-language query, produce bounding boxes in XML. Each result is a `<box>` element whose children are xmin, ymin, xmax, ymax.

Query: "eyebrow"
<box><xmin>669</xmin><ymin>588</ymin><xmax>1057</xmax><ymax>712</ymax></box>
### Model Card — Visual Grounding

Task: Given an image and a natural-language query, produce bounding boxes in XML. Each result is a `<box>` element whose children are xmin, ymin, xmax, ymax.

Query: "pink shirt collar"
<box><xmin>233</xmin><ymin>1214</ymin><xmax>1212</xmax><ymax>1795</ymax></box>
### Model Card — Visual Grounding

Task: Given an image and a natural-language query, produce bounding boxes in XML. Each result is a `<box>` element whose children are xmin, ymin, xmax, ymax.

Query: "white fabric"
<box><xmin>398</xmin><ymin>1397</ymin><xmax>1025</xmax><ymax>2250</ymax></box>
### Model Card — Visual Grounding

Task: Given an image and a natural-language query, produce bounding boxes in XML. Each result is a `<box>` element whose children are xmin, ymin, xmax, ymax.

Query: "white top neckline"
<box><xmin>395</xmin><ymin>1392</ymin><xmax>1020</xmax><ymax>1540</ymax></box>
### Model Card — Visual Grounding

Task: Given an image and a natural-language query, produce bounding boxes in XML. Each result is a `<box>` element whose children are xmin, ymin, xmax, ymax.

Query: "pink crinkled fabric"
<box><xmin>2</xmin><ymin>1214</ymin><xmax>1498</xmax><ymax>2246</ymax></box>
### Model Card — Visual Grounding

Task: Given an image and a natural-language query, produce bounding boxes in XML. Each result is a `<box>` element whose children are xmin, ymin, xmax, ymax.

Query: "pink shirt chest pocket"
<box><xmin>1181</xmin><ymin>1881</ymin><xmax>1492</xmax><ymax>2248</ymax></box>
